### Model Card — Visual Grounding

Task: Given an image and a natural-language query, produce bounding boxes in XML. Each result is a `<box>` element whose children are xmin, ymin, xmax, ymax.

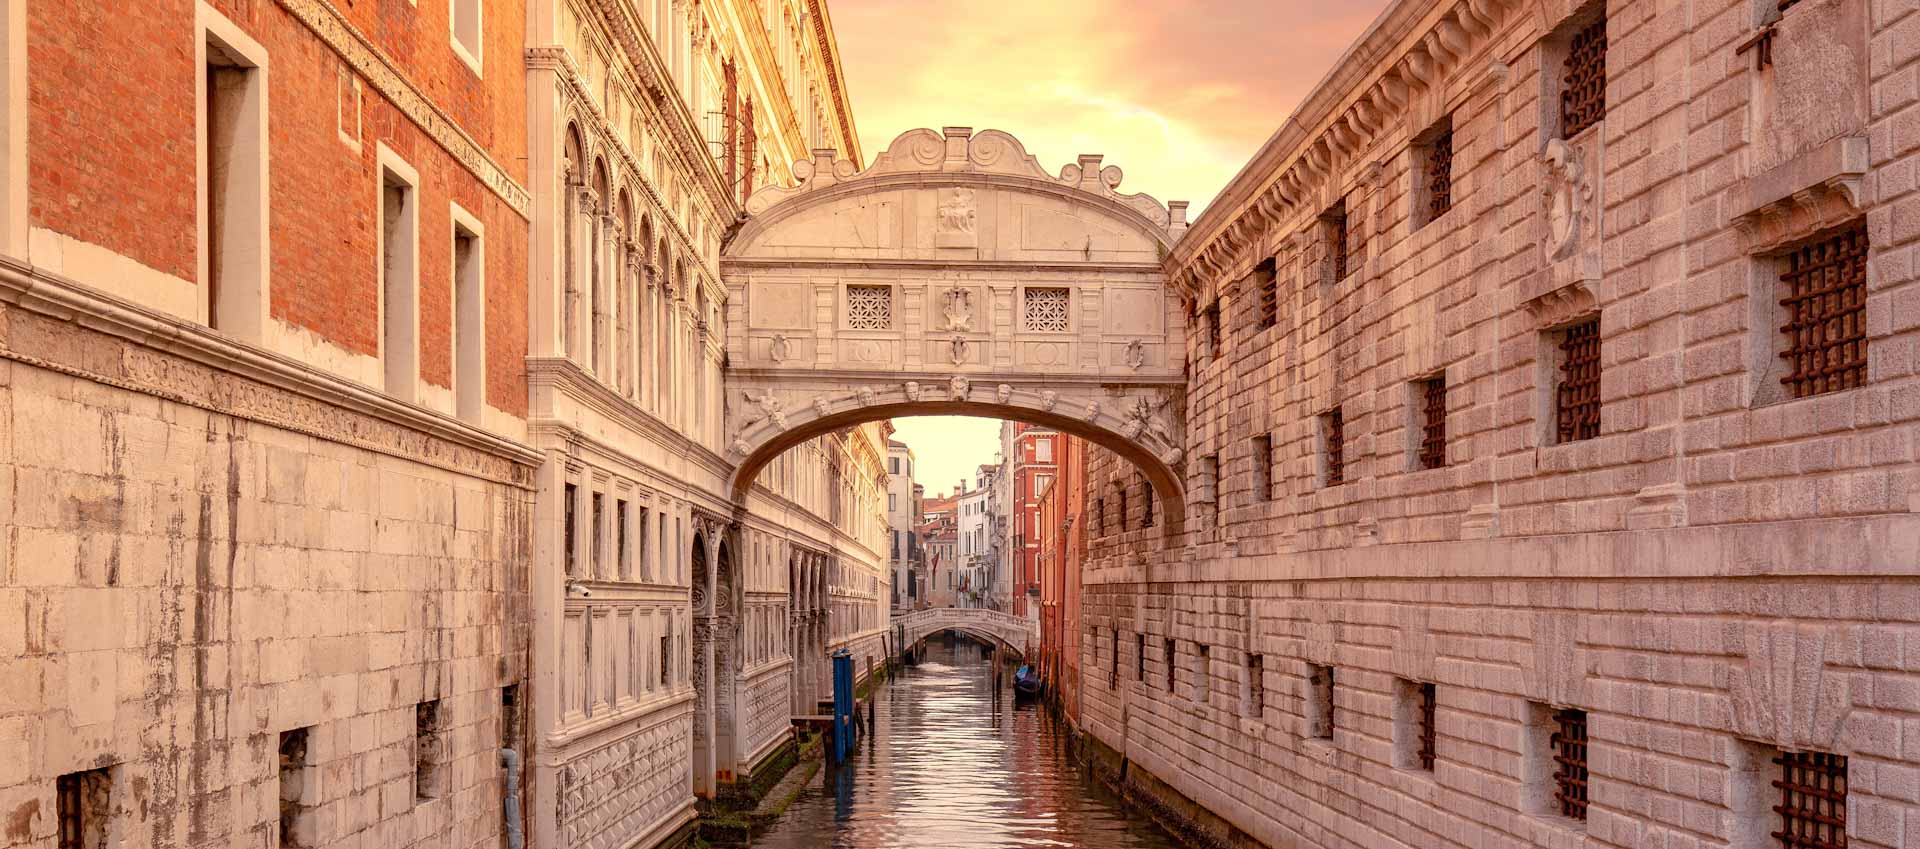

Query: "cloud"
<box><xmin>829</xmin><ymin>0</ymin><xmax>1390</xmax><ymax>212</ymax></box>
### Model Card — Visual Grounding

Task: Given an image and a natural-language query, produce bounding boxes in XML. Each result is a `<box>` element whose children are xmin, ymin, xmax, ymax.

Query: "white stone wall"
<box><xmin>0</xmin><ymin>300</ymin><xmax>535</xmax><ymax>849</ymax></box>
<box><xmin>1078</xmin><ymin>0</ymin><xmax>1920</xmax><ymax>848</ymax></box>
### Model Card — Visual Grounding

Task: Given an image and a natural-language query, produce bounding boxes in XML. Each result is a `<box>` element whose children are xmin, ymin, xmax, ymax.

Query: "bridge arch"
<box><xmin>895</xmin><ymin>608</ymin><xmax>1039</xmax><ymax>661</ymax></box>
<box><xmin>721</xmin><ymin>127</ymin><xmax>1193</xmax><ymax>521</ymax></box>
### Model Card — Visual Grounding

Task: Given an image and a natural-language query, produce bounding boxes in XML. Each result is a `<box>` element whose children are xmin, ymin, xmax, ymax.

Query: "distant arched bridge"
<box><xmin>894</xmin><ymin>608</ymin><xmax>1039</xmax><ymax>660</ymax></box>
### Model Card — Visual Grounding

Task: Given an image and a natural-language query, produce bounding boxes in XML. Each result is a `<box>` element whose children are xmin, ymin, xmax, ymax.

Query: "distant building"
<box><xmin>1006</xmin><ymin>424</ymin><xmax>1059</xmax><ymax>619</ymax></box>
<box><xmin>1036</xmin><ymin>434</ymin><xmax>1085</xmax><ymax>719</ymax></box>
<box><xmin>886</xmin><ymin>440</ymin><xmax>923</xmax><ymax>612</ymax></box>
<box><xmin>920</xmin><ymin>491</ymin><xmax>960</xmax><ymax>608</ymax></box>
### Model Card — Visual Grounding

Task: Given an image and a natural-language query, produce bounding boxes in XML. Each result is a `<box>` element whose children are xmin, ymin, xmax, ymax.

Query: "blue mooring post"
<box><xmin>831</xmin><ymin>649</ymin><xmax>854</xmax><ymax>763</ymax></box>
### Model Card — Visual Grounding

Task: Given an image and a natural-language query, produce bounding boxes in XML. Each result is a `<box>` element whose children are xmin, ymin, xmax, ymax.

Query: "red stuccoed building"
<box><xmin>1008</xmin><ymin>423</ymin><xmax>1058</xmax><ymax>617</ymax></box>
<box><xmin>1035</xmin><ymin>433</ymin><xmax>1085</xmax><ymax>721</ymax></box>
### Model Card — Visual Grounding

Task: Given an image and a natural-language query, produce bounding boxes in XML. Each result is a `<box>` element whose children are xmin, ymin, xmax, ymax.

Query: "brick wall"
<box><xmin>26</xmin><ymin>0</ymin><xmax>529</xmax><ymax>414</ymax></box>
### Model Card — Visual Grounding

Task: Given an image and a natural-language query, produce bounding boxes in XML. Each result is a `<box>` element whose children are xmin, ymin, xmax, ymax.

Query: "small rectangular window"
<box><xmin>1416</xmin><ymin>374</ymin><xmax>1447</xmax><ymax>470</ymax></box>
<box><xmin>1251</xmin><ymin>434</ymin><xmax>1273</xmax><ymax>502</ymax></box>
<box><xmin>380</xmin><ymin>158</ymin><xmax>420</xmax><ymax>401</ymax></box>
<box><xmin>1560</xmin><ymin>15</ymin><xmax>1607</xmax><ymax>137</ymax></box>
<box><xmin>1109</xmin><ymin>628</ymin><xmax>1119</xmax><ymax>689</ymax></box>
<box><xmin>1555</xmin><ymin>317</ymin><xmax>1602</xmax><ymax>442</ymax></box>
<box><xmin>564</xmin><ymin>483</ymin><xmax>578</xmax><ymax>577</ymax></box>
<box><xmin>1135</xmin><ymin>633</ymin><xmax>1146</xmax><ymax>681</ymax></box>
<box><xmin>279</xmin><ymin>728</ymin><xmax>314</xmax><ymax>846</ymax></box>
<box><xmin>452</xmin><ymin>217</ymin><xmax>485</xmax><ymax>423</ymax></box>
<box><xmin>1320</xmin><ymin>408</ymin><xmax>1346</xmax><ymax>487</ymax></box>
<box><xmin>1206</xmin><ymin>301</ymin><xmax>1223</xmax><ymax>359</ymax></box>
<box><xmin>1778</xmin><ymin>222</ymin><xmax>1869</xmax><ymax>399</ymax></box>
<box><xmin>1115</xmin><ymin>484</ymin><xmax>1129</xmax><ymax>534</ymax></box>
<box><xmin>1324</xmin><ymin>201</ymin><xmax>1351</xmax><ymax>282</ymax></box>
<box><xmin>1773</xmin><ymin>751</ymin><xmax>1847</xmax><ymax>849</ymax></box>
<box><xmin>1419</xmin><ymin>116</ymin><xmax>1455</xmax><ymax>226</ymax></box>
<box><xmin>846</xmin><ymin>284</ymin><xmax>893</xmax><ymax>330</ymax></box>
<box><xmin>1254</xmin><ymin>257</ymin><xmax>1278</xmax><ymax>329</ymax></box>
<box><xmin>616</xmin><ymin>499</ymin><xmax>630</xmax><ymax>579</ymax></box>
<box><xmin>1140</xmin><ymin>476</ymin><xmax>1155</xmax><ymax>529</ymax></box>
<box><xmin>1164</xmin><ymin>638</ymin><xmax>1178</xmax><ymax>694</ymax></box>
<box><xmin>1549</xmin><ymin>707</ymin><xmax>1589</xmax><ymax>821</ymax></box>
<box><xmin>1193</xmin><ymin>644</ymin><xmax>1210</xmax><ymax>705</ymax></box>
<box><xmin>415</xmin><ymin>700</ymin><xmax>442</xmax><ymax>801</ymax></box>
<box><xmin>660</xmin><ymin>634</ymin><xmax>672</xmax><ymax>687</ymax></box>
<box><xmin>591</xmin><ymin>492</ymin><xmax>605</xmax><ymax>577</ymax></box>
<box><xmin>1307</xmin><ymin>663</ymin><xmax>1335</xmax><ymax>739</ymax></box>
<box><xmin>1394</xmin><ymin>679</ymin><xmax>1437</xmax><ymax>772</ymax></box>
<box><xmin>56</xmin><ymin>767</ymin><xmax>112</xmax><ymax>849</ymax></box>
<box><xmin>1245</xmin><ymin>654</ymin><xmax>1264</xmax><ymax>717</ymax></box>
<box><xmin>450</xmin><ymin>0</ymin><xmax>483</xmax><ymax>75</ymax></box>
<box><xmin>204</xmin><ymin>30</ymin><xmax>266</xmax><ymax>339</ymax></box>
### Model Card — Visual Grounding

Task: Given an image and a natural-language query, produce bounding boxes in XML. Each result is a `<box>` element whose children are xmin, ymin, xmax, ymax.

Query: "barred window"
<box><xmin>1164</xmin><ymin>638</ymin><xmax>1178</xmax><ymax>693</ymax></box>
<box><xmin>1561</xmin><ymin>16</ymin><xmax>1607</xmax><ymax>137</ymax></box>
<box><xmin>845</xmin><ymin>284</ymin><xmax>893</xmax><ymax>330</ymax></box>
<box><xmin>1326</xmin><ymin>202</ymin><xmax>1351</xmax><ymax>282</ymax></box>
<box><xmin>1416</xmin><ymin>682</ymin><xmax>1438</xmax><ymax>771</ymax></box>
<box><xmin>563</xmin><ymin>483</ymin><xmax>578</xmax><ymax>576</ymax></box>
<box><xmin>1254</xmin><ymin>257</ymin><xmax>1279</xmax><ymax>329</ymax></box>
<box><xmin>1252</xmin><ymin>434</ymin><xmax>1273</xmax><ymax>502</ymax></box>
<box><xmin>1773</xmin><ymin>751</ymin><xmax>1846</xmax><ymax>849</ymax></box>
<box><xmin>1245</xmin><ymin>654</ymin><xmax>1264</xmax><ymax>717</ymax></box>
<box><xmin>1140</xmin><ymin>476</ymin><xmax>1155</xmax><ymax>528</ymax></box>
<box><xmin>57</xmin><ymin>768</ymin><xmax>112</xmax><ymax>849</ymax></box>
<box><xmin>1551</xmin><ymin>708</ymin><xmax>1589</xmax><ymax>821</ymax></box>
<box><xmin>1109</xmin><ymin>628</ymin><xmax>1120</xmax><ymax>689</ymax></box>
<box><xmin>1136</xmin><ymin>632</ymin><xmax>1146</xmax><ymax>681</ymax></box>
<box><xmin>1206</xmin><ymin>301</ymin><xmax>1223</xmax><ymax>359</ymax></box>
<box><xmin>1556</xmin><ymin>317</ymin><xmax>1602</xmax><ymax>442</ymax></box>
<box><xmin>415</xmin><ymin>700</ymin><xmax>443</xmax><ymax>801</ymax></box>
<box><xmin>1023</xmin><ymin>286</ymin><xmax>1070</xmax><ymax>332</ymax></box>
<box><xmin>1308</xmin><ymin>664</ymin><xmax>1335</xmax><ymax>738</ymax></box>
<box><xmin>1115</xmin><ymin>483</ymin><xmax>1129</xmax><ymax>533</ymax></box>
<box><xmin>1322</xmin><ymin>408</ymin><xmax>1346</xmax><ymax>486</ymax></box>
<box><xmin>1417</xmin><ymin>375</ymin><xmax>1447</xmax><ymax>470</ymax></box>
<box><xmin>1778</xmin><ymin>223</ymin><xmax>1868</xmax><ymax>399</ymax></box>
<box><xmin>1424</xmin><ymin>120</ymin><xmax>1455</xmax><ymax>224</ymax></box>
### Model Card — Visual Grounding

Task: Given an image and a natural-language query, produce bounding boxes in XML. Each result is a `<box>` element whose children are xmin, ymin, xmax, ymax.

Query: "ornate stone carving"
<box><xmin>1522</xmin><ymin>280</ymin><xmax>1596</xmax><ymax>329</ymax></box>
<box><xmin>903</xmin><ymin>381</ymin><xmax>921</xmax><ymax>402</ymax></box>
<box><xmin>856</xmin><ymin>387</ymin><xmax>876</xmax><ymax>406</ymax></box>
<box><xmin>995</xmin><ymin>384</ymin><xmax>1012</xmax><ymax>404</ymax></box>
<box><xmin>1125</xmin><ymin>339</ymin><xmax>1146</xmax><ymax>371</ymax></box>
<box><xmin>1083</xmin><ymin>400</ymin><xmax>1100</xmax><ymax>422</ymax></box>
<box><xmin>1542</xmin><ymin>138</ymin><xmax>1593</xmax><ymax>263</ymax></box>
<box><xmin>745</xmin><ymin>391</ymin><xmax>786</xmax><ymax>430</ymax></box>
<box><xmin>1124</xmin><ymin>396</ymin><xmax>1154</xmax><ymax>439</ymax></box>
<box><xmin>949</xmin><ymin>336</ymin><xmax>969</xmax><ymax>366</ymax></box>
<box><xmin>770</xmin><ymin>333</ymin><xmax>793</xmax><ymax>363</ymax></box>
<box><xmin>936</xmin><ymin>187</ymin><xmax>978</xmax><ymax>247</ymax></box>
<box><xmin>941</xmin><ymin>286</ymin><xmax>975</xmax><ymax>332</ymax></box>
<box><xmin>812</xmin><ymin>396</ymin><xmax>832</xmax><ymax>418</ymax></box>
<box><xmin>948</xmin><ymin>375</ymin><xmax>971</xmax><ymax>402</ymax></box>
<box><xmin>1728</xmin><ymin>622</ymin><xmax>1854</xmax><ymax>752</ymax></box>
<box><xmin>1039</xmin><ymin>390</ymin><xmax>1058</xmax><ymax>412</ymax></box>
<box><xmin>1728</xmin><ymin>137</ymin><xmax>1867</xmax><ymax>255</ymax></box>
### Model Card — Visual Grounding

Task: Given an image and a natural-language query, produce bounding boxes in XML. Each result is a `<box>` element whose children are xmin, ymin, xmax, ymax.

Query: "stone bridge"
<box><xmin>720</xmin><ymin>128</ymin><xmax>1192</xmax><ymax>523</ymax></box>
<box><xmin>894</xmin><ymin>607</ymin><xmax>1040</xmax><ymax>659</ymax></box>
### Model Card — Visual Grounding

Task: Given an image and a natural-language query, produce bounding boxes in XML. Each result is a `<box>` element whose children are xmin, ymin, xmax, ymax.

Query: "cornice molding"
<box><xmin>805</xmin><ymin>0</ymin><xmax>862</xmax><ymax>165</ymax></box>
<box><xmin>277</xmin><ymin>0</ymin><xmax>532</xmax><ymax>218</ymax></box>
<box><xmin>0</xmin><ymin>257</ymin><xmax>542</xmax><ymax>485</ymax></box>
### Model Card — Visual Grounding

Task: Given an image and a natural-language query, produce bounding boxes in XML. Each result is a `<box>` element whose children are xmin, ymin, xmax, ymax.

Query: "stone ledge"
<box><xmin>1726</xmin><ymin>136</ymin><xmax>1867</xmax><ymax>254</ymax></box>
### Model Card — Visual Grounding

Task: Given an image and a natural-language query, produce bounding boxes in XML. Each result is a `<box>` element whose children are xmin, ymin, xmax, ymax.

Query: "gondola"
<box><xmin>1013</xmin><ymin>664</ymin><xmax>1042</xmax><ymax>700</ymax></box>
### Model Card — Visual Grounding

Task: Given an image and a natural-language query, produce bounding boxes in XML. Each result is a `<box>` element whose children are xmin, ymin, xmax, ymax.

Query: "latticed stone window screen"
<box><xmin>845</xmin><ymin>285</ymin><xmax>893</xmax><ymax>330</ymax></box>
<box><xmin>1023</xmin><ymin>286</ymin><xmax>1071</xmax><ymax>332</ymax></box>
<box><xmin>1561</xmin><ymin>16</ymin><xmax>1608</xmax><ymax>138</ymax></box>
<box><xmin>1779</xmin><ymin>223</ymin><xmax>1868</xmax><ymax>399</ymax></box>
<box><xmin>1773</xmin><ymin>751</ymin><xmax>1846</xmax><ymax>849</ymax></box>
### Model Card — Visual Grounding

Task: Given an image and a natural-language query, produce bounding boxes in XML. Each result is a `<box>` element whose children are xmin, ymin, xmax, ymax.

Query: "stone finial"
<box><xmin>943</xmin><ymin>127</ymin><xmax>972</xmax><ymax>166</ymax></box>
<box><xmin>1169</xmin><ymin>201</ymin><xmax>1189</xmax><ymax>228</ymax></box>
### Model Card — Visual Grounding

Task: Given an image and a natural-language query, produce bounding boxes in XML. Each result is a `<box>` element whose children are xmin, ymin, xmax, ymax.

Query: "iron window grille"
<box><xmin>1418</xmin><ymin>376</ymin><xmax>1447</xmax><ymax>470</ymax></box>
<box><xmin>563</xmin><ymin>483</ymin><xmax>578</xmax><ymax>576</ymax></box>
<box><xmin>1550</xmin><ymin>708</ymin><xmax>1590</xmax><ymax>821</ymax></box>
<box><xmin>1323</xmin><ymin>408</ymin><xmax>1346</xmax><ymax>486</ymax></box>
<box><xmin>57</xmin><ymin>772</ymin><xmax>84</xmax><ymax>849</ymax></box>
<box><xmin>1140</xmin><ymin>477</ymin><xmax>1155</xmax><ymax>528</ymax></box>
<box><xmin>1207</xmin><ymin>301</ymin><xmax>1223</xmax><ymax>359</ymax></box>
<box><xmin>1116</xmin><ymin>484</ymin><xmax>1129</xmax><ymax>534</ymax></box>
<box><xmin>1164</xmin><ymin>638</ymin><xmax>1178</xmax><ymax>693</ymax></box>
<box><xmin>1255</xmin><ymin>258</ymin><xmax>1279</xmax><ymax>329</ymax></box>
<box><xmin>1557</xmin><ymin>317</ymin><xmax>1602</xmax><ymax>442</ymax></box>
<box><xmin>1779</xmin><ymin>223</ymin><xmax>1868</xmax><ymax>399</ymax></box>
<box><xmin>1247</xmin><ymin>654</ymin><xmax>1265</xmax><ymax>716</ymax></box>
<box><xmin>1426</xmin><ymin>127</ymin><xmax>1455</xmax><ymax>222</ymax></box>
<box><xmin>1327</xmin><ymin>202</ymin><xmax>1350</xmax><ymax>282</ymax></box>
<box><xmin>1136</xmin><ymin>633</ymin><xmax>1146</xmax><ymax>681</ymax></box>
<box><xmin>1773</xmin><ymin>751</ymin><xmax>1846</xmax><ymax>849</ymax></box>
<box><xmin>1417</xmin><ymin>682</ymin><xmax>1438</xmax><ymax>771</ymax></box>
<box><xmin>1252</xmin><ymin>434</ymin><xmax>1273</xmax><ymax>501</ymax></box>
<box><xmin>1561</xmin><ymin>16</ymin><xmax>1608</xmax><ymax>137</ymax></box>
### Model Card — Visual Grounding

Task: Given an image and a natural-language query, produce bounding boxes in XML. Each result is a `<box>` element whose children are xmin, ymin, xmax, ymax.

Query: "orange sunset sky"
<box><xmin>829</xmin><ymin>0</ymin><xmax>1394</xmax><ymax>215</ymax></box>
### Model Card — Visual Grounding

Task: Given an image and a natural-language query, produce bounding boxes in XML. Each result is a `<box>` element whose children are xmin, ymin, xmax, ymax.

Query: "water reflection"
<box><xmin>754</xmin><ymin>638</ymin><xmax>1187</xmax><ymax>849</ymax></box>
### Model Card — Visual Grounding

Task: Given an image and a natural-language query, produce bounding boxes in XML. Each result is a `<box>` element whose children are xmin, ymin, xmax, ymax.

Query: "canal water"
<box><xmin>753</xmin><ymin>637</ymin><xmax>1189</xmax><ymax>849</ymax></box>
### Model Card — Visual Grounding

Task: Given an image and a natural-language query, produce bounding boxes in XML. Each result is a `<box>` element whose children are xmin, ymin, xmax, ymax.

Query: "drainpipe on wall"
<box><xmin>500</xmin><ymin>748</ymin><xmax>525</xmax><ymax>849</ymax></box>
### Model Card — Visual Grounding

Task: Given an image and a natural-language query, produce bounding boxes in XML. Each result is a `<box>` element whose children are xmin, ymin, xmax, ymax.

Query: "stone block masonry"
<box><xmin>1076</xmin><ymin>0</ymin><xmax>1920</xmax><ymax>848</ymax></box>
